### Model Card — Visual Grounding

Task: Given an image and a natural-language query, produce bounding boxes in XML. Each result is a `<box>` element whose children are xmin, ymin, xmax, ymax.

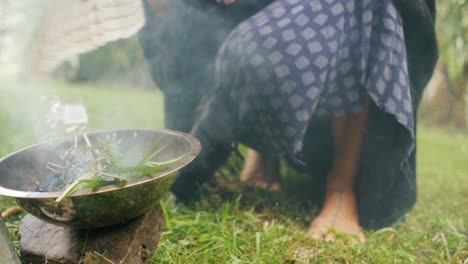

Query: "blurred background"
<box><xmin>1</xmin><ymin>0</ymin><xmax>466</xmax><ymax>132</ymax></box>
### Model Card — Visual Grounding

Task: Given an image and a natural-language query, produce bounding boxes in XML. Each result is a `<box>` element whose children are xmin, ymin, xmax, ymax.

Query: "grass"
<box><xmin>0</xmin><ymin>81</ymin><xmax>467</xmax><ymax>263</ymax></box>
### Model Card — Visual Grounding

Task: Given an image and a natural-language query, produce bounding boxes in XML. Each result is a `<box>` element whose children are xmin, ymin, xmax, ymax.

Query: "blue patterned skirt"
<box><xmin>211</xmin><ymin>0</ymin><xmax>413</xmax><ymax>158</ymax></box>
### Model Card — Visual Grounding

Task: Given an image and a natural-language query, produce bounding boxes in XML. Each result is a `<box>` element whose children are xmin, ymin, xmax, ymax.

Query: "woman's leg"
<box><xmin>240</xmin><ymin>149</ymin><xmax>281</xmax><ymax>192</ymax></box>
<box><xmin>308</xmin><ymin>98</ymin><xmax>369</xmax><ymax>243</ymax></box>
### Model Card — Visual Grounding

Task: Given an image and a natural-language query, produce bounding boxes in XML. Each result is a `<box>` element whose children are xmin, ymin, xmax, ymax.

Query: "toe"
<box><xmin>270</xmin><ymin>182</ymin><xmax>282</xmax><ymax>192</ymax></box>
<box><xmin>307</xmin><ymin>229</ymin><xmax>323</xmax><ymax>240</ymax></box>
<box><xmin>323</xmin><ymin>233</ymin><xmax>336</xmax><ymax>243</ymax></box>
<box><xmin>307</xmin><ymin>221</ymin><xmax>328</xmax><ymax>240</ymax></box>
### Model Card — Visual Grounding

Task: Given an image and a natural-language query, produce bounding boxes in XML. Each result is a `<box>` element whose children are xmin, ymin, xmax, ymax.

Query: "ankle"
<box><xmin>321</xmin><ymin>190</ymin><xmax>358</xmax><ymax>217</ymax></box>
<box><xmin>327</xmin><ymin>167</ymin><xmax>357</xmax><ymax>192</ymax></box>
<box><xmin>326</xmin><ymin>184</ymin><xmax>354</xmax><ymax>195</ymax></box>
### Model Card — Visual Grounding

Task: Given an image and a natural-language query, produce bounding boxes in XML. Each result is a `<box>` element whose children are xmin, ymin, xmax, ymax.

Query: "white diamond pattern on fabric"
<box><xmin>211</xmin><ymin>0</ymin><xmax>413</xmax><ymax>155</ymax></box>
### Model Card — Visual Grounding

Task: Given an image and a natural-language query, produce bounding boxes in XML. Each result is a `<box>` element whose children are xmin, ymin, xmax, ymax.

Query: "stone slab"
<box><xmin>19</xmin><ymin>205</ymin><xmax>165</xmax><ymax>264</ymax></box>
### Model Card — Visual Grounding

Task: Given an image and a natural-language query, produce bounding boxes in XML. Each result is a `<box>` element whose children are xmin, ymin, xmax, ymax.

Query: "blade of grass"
<box><xmin>160</xmin><ymin>200</ymin><xmax>173</xmax><ymax>231</ymax></box>
<box><xmin>144</xmin><ymin>154</ymin><xmax>185</xmax><ymax>167</ymax></box>
<box><xmin>55</xmin><ymin>170</ymin><xmax>96</xmax><ymax>203</ymax></box>
<box><xmin>138</xmin><ymin>138</ymin><xmax>165</xmax><ymax>165</ymax></box>
<box><xmin>55</xmin><ymin>180</ymin><xmax>86</xmax><ymax>203</ymax></box>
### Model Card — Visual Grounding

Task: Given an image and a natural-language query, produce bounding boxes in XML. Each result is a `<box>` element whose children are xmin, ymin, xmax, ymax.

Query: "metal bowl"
<box><xmin>0</xmin><ymin>129</ymin><xmax>200</xmax><ymax>229</ymax></box>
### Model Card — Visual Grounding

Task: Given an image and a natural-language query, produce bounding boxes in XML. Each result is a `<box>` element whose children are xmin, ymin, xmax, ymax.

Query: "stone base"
<box><xmin>19</xmin><ymin>205</ymin><xmax>165</xmax><ymax>264</ymax></box>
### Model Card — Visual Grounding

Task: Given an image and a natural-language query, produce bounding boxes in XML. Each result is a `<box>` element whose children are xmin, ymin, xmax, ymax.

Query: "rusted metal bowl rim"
<box><xmin>0</xmin><ymin>128</ymin><xmax>201</xmax><ymax>199</ymax></box>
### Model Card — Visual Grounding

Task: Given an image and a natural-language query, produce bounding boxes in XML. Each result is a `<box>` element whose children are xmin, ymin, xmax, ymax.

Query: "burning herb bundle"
<box><xmin>39</xmin><ymin>134</ymin><xmax>183</xmax><ymax>204</ymax></box>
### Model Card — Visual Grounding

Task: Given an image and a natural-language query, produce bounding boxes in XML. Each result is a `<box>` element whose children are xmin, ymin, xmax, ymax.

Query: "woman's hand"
<box><xmin>216</xmin><ymin>0</ymin><xmax>236</xmax><ymax>5</ymax></box>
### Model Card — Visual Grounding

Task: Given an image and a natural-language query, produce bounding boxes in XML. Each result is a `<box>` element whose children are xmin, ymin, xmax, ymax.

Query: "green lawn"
<box><xmin>0</xmin><ymin>82</ymin><xmax>466</xmax><ymax>263</ymax></box>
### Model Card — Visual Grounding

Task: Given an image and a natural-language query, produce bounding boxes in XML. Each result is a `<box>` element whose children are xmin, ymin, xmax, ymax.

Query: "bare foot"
<box><xmin>307</xmin><ymin>191</ymin><xmax>366</xmax><ymax>244</ymax></box>
<box><xmin>240</xmin><ymin>149</ymin><xmax>281</xmax><ymax>192</ymax></box>
<box><xmin>305</xmin><ymin>98</ymin><xmax>369</xmax><ymax>244</ymax></box>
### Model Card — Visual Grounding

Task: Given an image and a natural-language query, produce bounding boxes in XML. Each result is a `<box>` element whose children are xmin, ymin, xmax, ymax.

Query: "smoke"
<box><xmin>0</xmin><ymin>0</ymin><xmax>147</xmax><ymax>150</ymax></box>
<box><xmin>0</xmin><ymin>0</ymin><xmax>271</xmax><ymax>150</ymax></box>
<box><xmin>0</xmin><ymin>0</ymin><xmax>49</xmax><ymax>78</ymax></box>
<box><xmin>0</xmin><ymin>1</ymin><xmax>52</xmax><ymax>152</ymax></box>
